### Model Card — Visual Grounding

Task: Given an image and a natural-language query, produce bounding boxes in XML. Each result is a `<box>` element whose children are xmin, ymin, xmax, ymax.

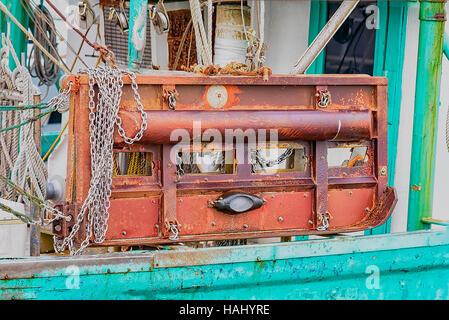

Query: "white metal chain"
<box><xmin>53</xmin><ymin>66</ymin><xmax>147</xmax><ymax>255</ymax></box>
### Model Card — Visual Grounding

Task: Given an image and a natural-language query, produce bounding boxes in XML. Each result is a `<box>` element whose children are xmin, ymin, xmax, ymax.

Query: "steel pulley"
<box><xmin>108</xmin><ymin>0</ymin><xmax>129</xmax><ymax>34</ymax></box>
<box><xmin>149</xmin><ymin>1</ymin><xmax>170</xmax><ymax>34</ymax></box>
<box><xmin>75</xmin><ymin>1</ymin><xmax>96</xmax><ymax>30</ymax></box>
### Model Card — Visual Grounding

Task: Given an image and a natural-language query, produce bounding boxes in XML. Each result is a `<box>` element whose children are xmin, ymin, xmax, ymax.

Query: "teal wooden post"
<box><xmin>128</xmin><ymin>0</ymin><xmax>148</xmax><ymax>71</ymax></box>
<box><xmin>368</xmin><ymin>0</ymin><xmax>409</xmax><ymax>235</ymax></box>
<box><xmin>5</xmin><ymin>1</ymin><xmax>28</xmax><ymax>69</ymax></box>
<box><xmin>407</xmin><ymin>0</ymin><xmax>447</xmax><ymax>231</ymax></box>
<box><xmin>0</xmin><ymin>10</ymin><xmax>5</xmax><ymax>35</ymax></box>
<box><xmin>306</xmin><ymin>0</ymin><xmax>328</xmax><ymax>75</ymax></box>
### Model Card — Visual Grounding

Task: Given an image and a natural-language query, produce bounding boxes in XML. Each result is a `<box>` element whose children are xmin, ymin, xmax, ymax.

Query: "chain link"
<box><xmin>47</xmin><ymin>81</ymin><xmax>73</xmax><ymax>113</ymax></box>
<box><xmin>317</xmin><ymin>90</ymin><xmax>331</xmax><ymax>108</ymax></box>
<box><xmin>317</xmin><ymin>212</ymin><xmax>332</xmax><ymax>231</ymax></box>
<box><xmin>169</xmin><ymin>222</ymin><xmax>179</xmax><ymax>240</ymax></box>
<box><xmin>53</xmin><ymin>66</ymin><xmax>148</xmax><ymax>255</ymax></box>
<box><xmin>250</xmin><ymin>148</ymin><xmax>293</xmax><ymax>172</ymax></box>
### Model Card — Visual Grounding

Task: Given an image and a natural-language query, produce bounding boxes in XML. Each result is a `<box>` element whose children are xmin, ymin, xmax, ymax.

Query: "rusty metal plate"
<box><xmin>177</xmin><ymin>191</ymin><xmax>313</xmax><ymax>235</ymax></box>
<box><xmin>105</xmin><ymin>197</ymin><xmax>160</xmax><ymax>241</ymax></box>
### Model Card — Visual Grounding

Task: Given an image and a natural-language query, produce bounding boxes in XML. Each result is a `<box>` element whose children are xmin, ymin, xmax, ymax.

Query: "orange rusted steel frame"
<box><xmin>56</xmin><ymin>74</ymin><xmax>394</xmax><ymax>247</ymax></box>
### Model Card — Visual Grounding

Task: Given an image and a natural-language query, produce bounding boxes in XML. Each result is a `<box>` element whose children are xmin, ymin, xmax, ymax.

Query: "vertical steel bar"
<box><xmin>407</xmin><ymin>0</ymin><xmax>447</xmax><ymax>231</ymax></box>
<box><xmin>30</xmin><ymin>93</ymin><xmax>42</xmax><ymax>256</ymax></box>
<box><xmin>314</xmin><ymin>141</ymin><xmax>328</xmax><ymax>230</ymax></box>
<box><xmin>128</xmin><ymin>0</ymin><xmax>148</xmax><ymax>71</ymax></box>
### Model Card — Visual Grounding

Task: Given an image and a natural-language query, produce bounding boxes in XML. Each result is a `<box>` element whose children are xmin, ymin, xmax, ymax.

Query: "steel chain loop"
<box><xmin>53</xmin><ymin>66</ymin><xmax>148</xmax><ymax>255</ymax></box>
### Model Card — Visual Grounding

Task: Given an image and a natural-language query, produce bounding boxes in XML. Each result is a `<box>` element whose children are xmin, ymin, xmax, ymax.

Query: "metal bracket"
<box><xmin>52</xmin><ymin>202</ymin><xmax>77</xmax><ymax>238</ymax></box>
<box><xmin>162</xmin><ymin>85</ymin><xmax>178</xmax><ymax>110</ymax></box>
<box><xmin>164</xmin><ymin>219</ymin><xmax>181</xmax><ymax>240</ymax></box>
<box><xmin>316</xmin><ymin>87</ymin><xmax>331</xmax><ymax>108</ymax></box>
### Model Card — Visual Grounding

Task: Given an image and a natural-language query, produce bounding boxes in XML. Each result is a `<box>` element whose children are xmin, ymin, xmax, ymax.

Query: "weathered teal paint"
<box><xmin>407</xmin><ymin>0</ymin><xmax>447</xmax><ymax>231</ymax></box>
<box><xmin>2</xmin><ymin>1</ymin><xmax>28</xmax><ymax>69</ymax></box>
<box><xmin>128</xmin><ymin>0</ymin><xmax>148</xmax><ymax>71</ymax></box>
<box><xmin>2</xmin><ymin>229</ymin><xmax>449</xmax><ymax>300</ymax></box>
<box><xmin>306</xmin><ymin>0</ymin><xmax>328</xmax><ymax>75</ymax></box>
<box><xmin>41</xmin><ymin>132</ymin><xmax>59</xmax><ymax>158</ymax></box>
<box><xmin>368</xmin><ymin>0</ymin><xmax>409</xmax><ymax>235</ymax></box>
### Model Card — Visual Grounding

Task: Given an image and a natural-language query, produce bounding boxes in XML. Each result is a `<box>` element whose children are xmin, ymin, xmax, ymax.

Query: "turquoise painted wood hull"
<box><xmin>1</xmin><ymin>229</ymin><xmax>449</xmax><ymax>300</ymax></box>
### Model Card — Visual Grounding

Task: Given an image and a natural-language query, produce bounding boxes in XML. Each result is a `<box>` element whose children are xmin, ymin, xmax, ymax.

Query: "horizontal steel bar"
<box><xmin>115</xmin><ymin>110</ymin><xmax>373</xmax><ymax>144</ymax></box>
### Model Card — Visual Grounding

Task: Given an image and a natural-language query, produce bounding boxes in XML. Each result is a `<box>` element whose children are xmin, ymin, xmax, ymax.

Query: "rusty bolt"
<box><xmin>320</xmin><ymin>156</ymin><xmax>325</xmax><ymax>161</ymax></box>
<box><xmin>349</xmin><ymin>191</ymin><xmax>353</xmax><ymax>195</ymax></box>
<box><xmin>380</xmin><ymin>166</ymin><xmax>387</xmax><ymax>176</ymax></box>
<box><xmin>152</xmin><ymin>199</ymin><xmax>156</xmax><ymax>204</ymax></box>
<box><xmin>167</xmin><ymin>163</ymin><xmax>172</xmax><ymax>168</ymax></box>
<box><xmin>54</xmin><ymin>225</ymin><xmax>61</xmax><ymax>232</ymax></box>
<box><xmin>155</xmin><ymin>225</ymin><xmax>159</xmax><ymax>229</ymax></box>
<box><xmin>211</xmin><ymin>221</ymin><xmax>216</xmax><ymax>226</ymax></box>
<box><xmin>365</xmin><ymin>208</ymin><xmax>370</xmax><ymax>212</ymax></box>
<box><xmin>271</xmin><ymin>194</ymin><xmax>275</xmax><ymax>199</ymax></box>
<box><xmin>304</xmin><ymin>193</ymin><xmax>308</xmax><ymax>198</ymax></box>
<box><xmin>122</xmin><ymin>231</ymin><xmax>127</xmax><ymax>236</ymax></box>
<box><xmin>308</xmin><ymin>220</ymin><xmax>313</xmax><ymax>225</ymax></box>
<box><xmin>278</xmin><ymin>217</ymin><xmax>284</xmax><ymax>222</ymax></box>
<box><xmin>243</xmin><ymin>224</ymin><xmax>248</xmax><ymax>229</ymax></box>
<box><xmin>179</xmin><ymin>198</ymin><xmax>183</xmax><ymax>203</ymax></box>
<box><xmin>256</xmin><ymin>256</ymin><xmax>261</xmax><ymax>262</ymax></box>
<box><xmin>275</xmin><ymin>174</ymin><xmax>280</xmax><ymax>178</ymax></box>
<box><xmin>204</xmin><ymin>178</ymin><xmax>209</xmax><ymax>182</ymax></box>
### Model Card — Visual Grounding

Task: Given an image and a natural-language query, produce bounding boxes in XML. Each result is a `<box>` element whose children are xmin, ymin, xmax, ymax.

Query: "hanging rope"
<box><xmin>189</xmin><ymin>0</ymin><xmax>213</xmax><ymax>66</ymax></box>
<box><xmin>254</xmin><ymin>0</ymin><xmax>265</xmax><ymax>69</ymax></box>
<box><xmin>29</xmin><ymin>5</ymin><xmax>61</xmax><ymax>87</ymax></box>
<box><xmin>0</xmin><ymin>40</ymin><xmax>20</xmax><ymax>199</ymax></box>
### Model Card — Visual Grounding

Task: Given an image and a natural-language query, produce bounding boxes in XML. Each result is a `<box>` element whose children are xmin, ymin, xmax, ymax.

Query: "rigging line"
<box><xmin>19</xmin><ymin>0</ymin><xmax>69</xmax><ymax>72</ymax></box>
<box><xmin>255</xmin><ymin>0</ymin><xmax>260</xmax><ymax>38</ymax></box>
<box><xmin>0</xmin><ymin>108</ymin><xmax>55</xmax><ymax>133</ymax></box>
<box><xmin>70</xmin><ymin>25</ymin><xmax>93</xmax><ymax>72</ymax></box>
<box><xmin>44</xmin><ymin>0</ymin><xmax>96</xmax><ymax>50</ymax></box>
<box><xmin>42</xmin><ymin>118</ymin><xmax>69</xmax><ymax>161</ymax></box>
<box><xmin>45</xmin><ymin>0</ymin><xmax>116</xmax><ymax>68</ymax></box>
<box><xmin>29</xmin><ymin>0</ymin><xmax>90</xmax><ymax>69</ymax></box>
<box><xmin>241</xmin><ymin>0</ymin><xmax>248</xmax><ymax>42</ymax></box>
<box><xmin>0</xmin><ymin>0</ymin><xmax>71</xmax><ymax>74</ymax></box>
